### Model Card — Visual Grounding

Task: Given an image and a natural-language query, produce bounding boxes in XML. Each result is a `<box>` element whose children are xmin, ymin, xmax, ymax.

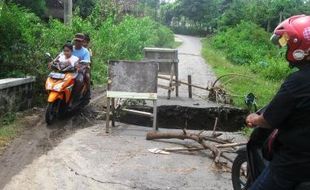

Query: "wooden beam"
<box><xmin>144</xmin><ymin>59</ymin><xmax>179</xmax><ymax>63</ymax></box>
<box><xmin>107</xmin><ymin>91</ymin><xmax>157</xmax><ymax>100</ymax></box>
<box><xmin>122</xmin><ymin>109</ymin><xmax>153</xmax><ymax>118</ymax></box>
<box><xmin>105</xmin><ymin>98</ymin><xmax>111</xmax><ymax>133</ymax></box>
<box><xmin>158</xmin><ymin>75</ymin><xmax>210</xmax><ymax>91</ymax></box>
<box><xmin>188</xmin><ymin>75</ymin><xmax>192</xmax><ymax>99</ymax></box>
<box><xmin>158</xmin><ymin>84</ymin><xmax>174</xmax><ymax>91</ymax></box>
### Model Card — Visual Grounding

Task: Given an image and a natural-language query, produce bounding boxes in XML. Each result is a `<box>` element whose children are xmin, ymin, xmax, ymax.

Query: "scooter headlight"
<box><xmin>53</xmin><ymin>82</ymin><xmax>64</xmax><ymax>92</ymax></box>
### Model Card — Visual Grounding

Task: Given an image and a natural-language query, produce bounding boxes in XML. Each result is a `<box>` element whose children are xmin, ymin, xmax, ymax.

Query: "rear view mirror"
<box><xmin>45</xmin><ymin>52</ymin><xmax>53</xmax><ymax>62</ymax></box>
<box><xmin>45</xmin><ymin>52</ymin><xmax>51</xmax><ymax>58</ymax></box>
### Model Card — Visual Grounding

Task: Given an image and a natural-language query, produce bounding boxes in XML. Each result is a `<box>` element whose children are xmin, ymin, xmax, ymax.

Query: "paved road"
<box><xmin>2</xmin><ymin>36</ymin><xmax>238</xmax><ymax>190</ymax></box>
<box><xmin>3</xmin><ymin>125</ymin><xmax>241</xmax><ymax>190</ymax></box>
<box><xmin>158</xmin><ymin>35</ymin><xmax>217</xmax><ymax>99</ymax></box>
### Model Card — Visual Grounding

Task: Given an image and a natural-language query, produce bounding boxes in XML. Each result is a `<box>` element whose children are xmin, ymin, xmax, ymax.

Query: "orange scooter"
<box><xmin>45</xmin><ymin>53</ymin><xmax>90</xmax><ymax>125</ymax></box>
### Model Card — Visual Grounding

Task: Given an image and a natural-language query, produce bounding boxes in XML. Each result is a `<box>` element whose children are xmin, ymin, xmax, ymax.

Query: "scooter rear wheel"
<box><xmin>232</xmin><ymin>153</ymin><xmax>251</xmax><ymax>190</ymax></box>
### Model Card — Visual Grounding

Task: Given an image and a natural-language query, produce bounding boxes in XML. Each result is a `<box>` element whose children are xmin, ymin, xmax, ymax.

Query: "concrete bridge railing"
<box><xmin>0</xmin><ymin>77</ymin><xmax>36</xmax><ymax>117</ymax></box>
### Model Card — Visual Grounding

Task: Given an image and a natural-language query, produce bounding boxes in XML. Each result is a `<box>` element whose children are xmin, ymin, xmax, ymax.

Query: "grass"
<box><xmin>172</xmin><ymin>41</ymin><xmax>183</xmax><ymax>48</ymax></box>
<box><xmin>202</xmin><ymin>38</ymin><xmax>281</xmax><ymax>108</ymax></box>
<box><xmin>0</xmin><ymin>113</ymin><xmax>25</xmax><ymax>151</ymax></box>
<box><xmin>0</xmin><ymin>122</ymin><xmax>23</xmax><ymax>151</ymax></box>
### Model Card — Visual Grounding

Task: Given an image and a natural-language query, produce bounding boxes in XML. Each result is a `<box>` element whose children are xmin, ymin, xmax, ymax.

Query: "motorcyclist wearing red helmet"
<box><xmin>246</xmin><ymin>15</ymin><xmax>310</xmax><ymax>190</ymax></box>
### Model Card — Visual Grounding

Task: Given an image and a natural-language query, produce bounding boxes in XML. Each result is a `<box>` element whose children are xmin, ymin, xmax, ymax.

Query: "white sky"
<box><xmin>161</xmin><ymin>0</ymin><xmax>176</xmax><ymax>2</ymax></box>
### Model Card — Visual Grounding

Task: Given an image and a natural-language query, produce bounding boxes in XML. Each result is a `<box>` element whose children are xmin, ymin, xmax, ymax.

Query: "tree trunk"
<box><xmin>279</xmin><ymin>11</ymin><xmax>283</xmax><ymax>23</ymax></box>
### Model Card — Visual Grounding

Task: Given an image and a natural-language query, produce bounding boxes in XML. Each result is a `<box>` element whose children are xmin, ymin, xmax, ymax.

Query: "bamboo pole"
<box><xmin>158</xmin><ymin>75</ymin><xmax>210</xmax><ymax>91</ymax></box>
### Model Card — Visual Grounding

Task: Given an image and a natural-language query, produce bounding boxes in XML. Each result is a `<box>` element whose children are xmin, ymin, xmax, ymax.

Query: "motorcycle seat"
<box><xmin>295</xmin><ymin>182</ymin><xmax>310</xmax><ymax>190</ymax></box>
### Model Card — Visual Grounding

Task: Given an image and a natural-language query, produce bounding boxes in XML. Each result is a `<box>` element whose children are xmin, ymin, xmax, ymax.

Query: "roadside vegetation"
<box><xmin>160</xmin><ymin>0</ymin><xmax>310</xmax><ymax>108</ymax></box>
<box><xmin>0</xmin><ymin>1</ymin><xmax>175</xmax><ymax>142</ymax></box>
<box><xmin>0</xmin><ymin>3</ymin><xmax>174</xmax><ymax>83</ymax></box>
<box><xmin>202</xmin><ymin>21</ymin><xmax>292</xmax><ymax>107</ymax></box>
<box><xmin>0</xmin><ymin>112</ymin><xmax>23</xmax><ymax>152</ymax></box>
<box><xmin>202</xmin><ymin>39</ymin><xmax>280</xmax><ymax>107</ymax></box>
<box><xmin>0</xmin><ymin>1</ymin><xmax>174</xmax><ymax>99</ymax></box>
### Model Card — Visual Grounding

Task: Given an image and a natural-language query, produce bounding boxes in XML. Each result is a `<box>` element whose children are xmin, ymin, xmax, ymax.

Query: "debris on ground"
<box><xmin>146</xmin><ymin>129</ymin><xmax>247</xmax><ymax>170</ymax></box>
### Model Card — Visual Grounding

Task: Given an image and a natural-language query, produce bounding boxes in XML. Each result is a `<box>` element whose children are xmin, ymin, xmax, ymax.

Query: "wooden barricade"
<box><xmin>144</xmin><ymin>48</ymin><xmax>179</xmax><ymax>99</ymax></box>
<box><xmin>106</xmin><ymin>60</ymin><xmax>159</xmax><ymax>133</ymax></box>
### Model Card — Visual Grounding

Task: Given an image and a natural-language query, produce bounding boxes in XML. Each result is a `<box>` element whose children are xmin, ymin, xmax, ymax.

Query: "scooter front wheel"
<box><xmin>232</xmin><ymin>153</ymin><xmax>251</xmax><ymax>190</ymax></box>
<box><xmin>45</xmin><ymin>102</ymin><xmax>58</xmax><ymax>125</ymax></box>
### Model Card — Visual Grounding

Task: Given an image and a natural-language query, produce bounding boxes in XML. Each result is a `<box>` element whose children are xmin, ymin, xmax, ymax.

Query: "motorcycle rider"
<box><xmin>72</xmin><ymin>33</ymin><xmax>91</xmax><ymax>100</ymax></box>
<box><xmin>48</xmin><ymin>43</ymin><xmax>79</xmax><ymax>69</ymax></box>
<box><xmin>73</xmin><ymin>33</ymin><xmax>91</xmax><ymax>63</ymax></box>
<box><xmin>246</xmin><ymin>15</ymin><xmax>310</xmax><ymax>190</ymax></box>
<box><xmin>57</xmin><ymin>43</ymin><xmax>79</xmax><ymax>67</ymax></box>
<box><xmin>82</xmin><ymin>33</ymin><xmax>93</xmax><ymax>86</ymax></box>
<box><xmin>83</xmin><ymin>33</ymin><xmax>92</xmax><ymax>58</ymax></box>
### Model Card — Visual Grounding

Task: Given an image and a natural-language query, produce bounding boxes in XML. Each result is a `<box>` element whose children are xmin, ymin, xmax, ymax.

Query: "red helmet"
<box><xmin>271</xmin><ymin>15</ymin><xmax>310</xmax><ymax>63</ymax></box>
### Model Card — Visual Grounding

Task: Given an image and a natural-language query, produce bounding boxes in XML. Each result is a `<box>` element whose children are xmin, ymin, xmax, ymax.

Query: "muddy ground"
<box><xmin>0</xmin><ymin>87</ymin><xmax>106</xmax><ymax>189</ymax></box>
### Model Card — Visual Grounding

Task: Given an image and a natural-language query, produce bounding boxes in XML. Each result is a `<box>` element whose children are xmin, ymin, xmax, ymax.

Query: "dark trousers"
<box><xmin>250</xmin><ymin>165</ymin><xmax>297</xmax><ymax>190</ymax></box>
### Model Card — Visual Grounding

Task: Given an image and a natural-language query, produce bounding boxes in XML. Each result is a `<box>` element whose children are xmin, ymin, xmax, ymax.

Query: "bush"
<box><xmin>0</xmin><ymin>3</ymin><xmax>175</xmax><ymax>99</ymax></box>
<box><xmin>0</xmin><ymin>4</ymin><xmax>45</xmax><ymax>78</ymax></box>
<box><xmin>9</xmin><ymin>0</ymin><xmax>46</xmax><ymax>17</ymax></box>
<box><xmin>211</xmin><ymin>21</ymin><xmax>290</xmax><ymax>81</ymax></box>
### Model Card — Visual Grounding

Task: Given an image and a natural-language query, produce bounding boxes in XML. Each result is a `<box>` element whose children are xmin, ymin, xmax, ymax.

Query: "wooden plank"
<box><xmin>144</xmin><ymin>59</ymin><xmax>179</xmax><ymax>63</ymax></box>
<box><xmin>107</xmin><ymin>91</ymin><xmax>157</xmax><ymax>100</ymax></box>
<box><xmin>171</xmin><ymin>82</ymin><xmax>181</xmax><ymax>87</ymax></box>
<box><xmin>144</xmin><ymin>47</ymin><xmax>178</xmax><ymax>53</ymax></box>
<box><xmin>111</xmin><ymin>98</ymin><xmax>115</xmax><ymax>127</ymax></box>
<box><xmin>168</xmin><ymin>63</ymin><xmax>174</xmax><ymax>99</ymax></box>
<box><xmin>158</xmin><ymin>75</ymin><xmax>210</xmax><ymax>91</ymax></box>
<box><xmin>175</xmin><ymin>63</ymin><xmax>179</xmax><ymax>97</ymax></box>
<box><xmin>158</xmin><ymin>84</ymin><xmax>174</xmax><ymax>90</ymax></box>
<box><xmin>188</xmin><ymin>75</ymin><xmax>192</xmax><ymax>99</ymax></box>
<box><xmin>153</xmin><ymin>100</ymin><xmax>158</xmax><ymax>131</ymax></box>
<box><xmin>122</xmin><ymin>108</ymin><xmax>153</xmax><ymax>118</ymax></box>
<box><xmin>105</xmin><ymin>98</ymin><xmax>111</xmax><ymax>133</ymax></box>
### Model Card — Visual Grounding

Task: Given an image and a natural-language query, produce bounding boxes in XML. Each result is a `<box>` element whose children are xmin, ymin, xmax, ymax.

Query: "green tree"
<box><xmin>159</xmin><ymin>2</ymin><xmax>176</xmax><ymax>26</ymax></box>
<box><xmin>160</xmin><ymin>0</ymin><xmax>310</xmax><ymax>34</ymax></box>
<box><xmin>6</xmin><ymin>0</ymin><xmax>46</xmax><ymax>17</ymax></box>
<box><xmin>219</xmin><ymin>0</ymin><xmax>310</xmax><ymax>31</ymax></box>
<box><xmin>138</xmin><ymin>0</ymin><xmax>160</xmax><ymax>20</ymax></box>
<box><xmin>74</xmin><ymin>0</ymin><xmax>96</xmax><ymax>18</ymax></box>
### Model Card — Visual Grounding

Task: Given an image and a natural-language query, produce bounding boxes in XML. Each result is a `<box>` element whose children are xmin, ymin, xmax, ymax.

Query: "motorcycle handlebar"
<box><xmin>50</xmin><ymin>61</ymin><xmax>76</xmax><ymax>72</ymax></box>
<box><xmin>256</xmin><ymin>106</ymin><xmax>267</xmax><ymax>115</ymax></box>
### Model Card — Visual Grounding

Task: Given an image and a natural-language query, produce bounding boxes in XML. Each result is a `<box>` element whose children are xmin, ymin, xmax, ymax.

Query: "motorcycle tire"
<box><xmin>45</xmin><ymin>102</ymin><xmax>57</xmax><ymax>125</ymax></box>
<box><xmin>232</xmin><ymin>153</ymin><xmax>251</xmax><ymax>190</ymax></box>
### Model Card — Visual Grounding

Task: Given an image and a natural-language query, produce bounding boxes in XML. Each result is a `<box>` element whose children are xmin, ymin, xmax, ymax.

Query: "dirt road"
<box><xmin>0</xmin><ymin>36</ymin><xmax>240</xmax><ymax>190</ymax></box>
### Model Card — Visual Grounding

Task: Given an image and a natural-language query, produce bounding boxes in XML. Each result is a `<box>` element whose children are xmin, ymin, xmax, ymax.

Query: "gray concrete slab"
<box><xmin>146</xmin><ymin>96</ymin><xmax>233</xmax><ymax>109</ymax></box>
<box><xmin>3</xmin><ymin>124</ymin><xmax>240</xmax><ymax>190</ymax></box>
<box><xmin>0</xmin><ymin>77</ymin><xmax>36</xmax><ymax>90</ymax></box>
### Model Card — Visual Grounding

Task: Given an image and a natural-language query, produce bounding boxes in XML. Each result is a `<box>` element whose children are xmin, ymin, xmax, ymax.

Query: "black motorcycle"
<box><xmin>231</xmin><ymin>104</ymin><xmax>310</xmax><ymax>190</ymax></box>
